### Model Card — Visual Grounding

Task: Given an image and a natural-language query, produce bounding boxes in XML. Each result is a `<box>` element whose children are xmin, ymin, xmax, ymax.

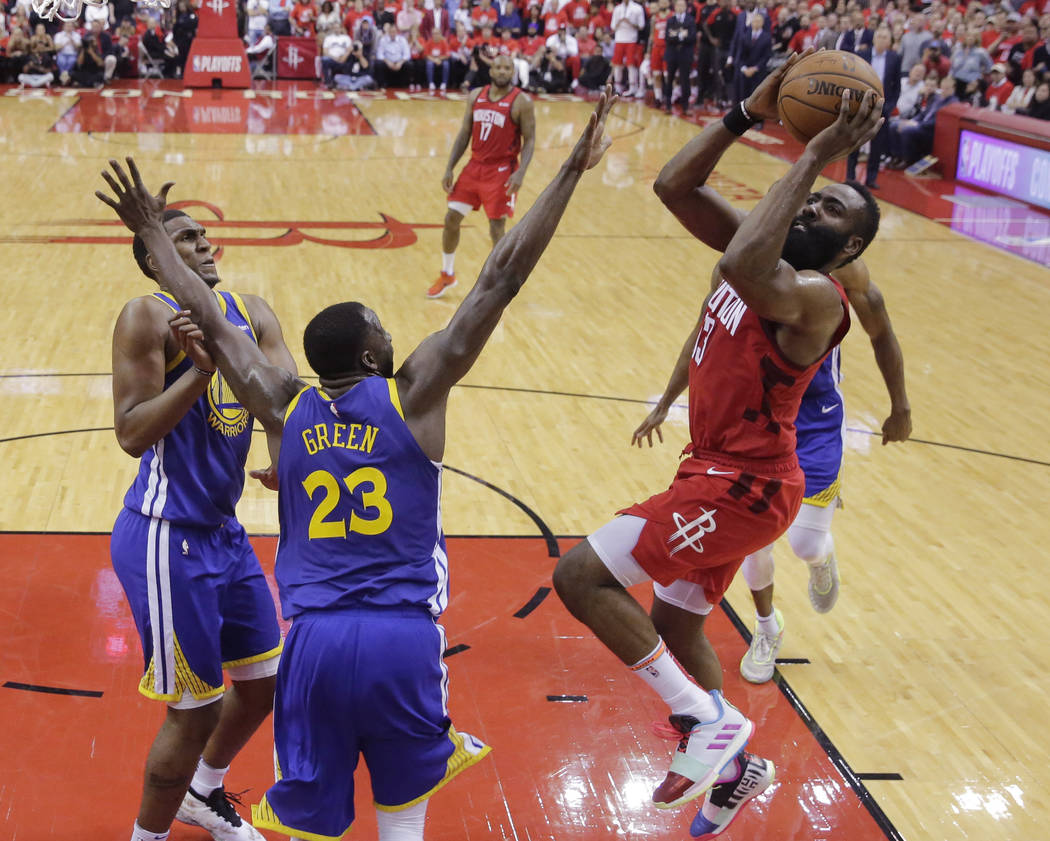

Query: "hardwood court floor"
<box><xmin>0</xmin><ymin>83</ymin><xmax>1048</xmax><ymax>841</ymax></box>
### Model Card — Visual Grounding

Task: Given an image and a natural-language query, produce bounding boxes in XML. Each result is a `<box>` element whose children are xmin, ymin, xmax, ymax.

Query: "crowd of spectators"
<box><xmin>3</xmin><ymin>0</ymin><xmax>1050</xmax><ymax>154</ymax></box>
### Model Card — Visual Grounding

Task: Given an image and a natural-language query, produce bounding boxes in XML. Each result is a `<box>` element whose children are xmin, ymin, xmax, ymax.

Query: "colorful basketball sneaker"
<box><xmin>652</xmin><ymin>691</ymin><xmax>754</xmax><ymax>809</ymax></box>
<box><xmin>808</xmin><ymin>552</ymin><xmax>839</xmax><ymax>613</ymax></box>
<box><xmin>176</xmin><ymin>786</ymin><xmax>264</xmax><ymax>841</ymax></box>
<box><xmin>690</xmin><ymin>752</ymin><xmax>776</xmax><ymax>838</ymax></box>
<box><xmin>426</xmin><ymin>271</ymin><xmax>457</xmax><ymax>298</ymax></box>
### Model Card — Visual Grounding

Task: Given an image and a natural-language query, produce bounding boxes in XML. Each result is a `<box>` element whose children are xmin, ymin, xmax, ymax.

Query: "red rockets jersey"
<box><xmin>653</xmin><ymin>11</ymin><xmax>670</xmax><ymax>45</ymax></box>
<box><xmin>686</xmin><ymin>276</ymin><xmax>850</xmax><ymax>464</ymax></box>
<box><xmin>470</xmin><ymin>85</ymin><xmax>525</xmax><ymax>166</ymax></box>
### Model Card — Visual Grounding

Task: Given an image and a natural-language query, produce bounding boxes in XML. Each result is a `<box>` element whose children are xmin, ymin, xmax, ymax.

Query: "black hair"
<box><xmin>132</xmin><ymin>209</ymin><xmax>190</xmax><ymax>279</ymax></box>
<box><xmin>839</xmin><ymin>180</ymin><xmax>880</xmax><ymax>265</ymax></box>
<box><xmin>303</xmin><ymin>302</ymin><xmax>374</xmax><ymax>379</ymax></box>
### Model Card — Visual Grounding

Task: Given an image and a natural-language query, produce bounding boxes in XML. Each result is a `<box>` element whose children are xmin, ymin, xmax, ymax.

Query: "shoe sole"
<box><xmin>426</xmin><ymin>279</ymin><xmax>457</xmax><ymax>299</ymax></box>
<box><xmin>739</xmin><ymin>661</ymin><xmax>775</xmax><ymax>684</ymax></box>
<box><xmin>689</xmin><ymin>761</ymin><xmax>776</xmax><ymax>838</ymax></box>
<box><xmin>653</xmin><ymin>718</ymin><xmax>755</xmax><ymax>810</ymax></box>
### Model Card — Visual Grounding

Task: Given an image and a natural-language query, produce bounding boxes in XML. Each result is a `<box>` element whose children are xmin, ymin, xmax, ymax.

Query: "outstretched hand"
<box><xmin>566</xmin><ymin>84</ymin><xmax>618</xmax><ymax>173</ymax></box>
<box><xmin>95</xmin><ymin>157</ymin><xmax>174</xmax><ymax>234</ymax></box>
<box><xmin>744</xmin><ymin>49</ymin><xmax>813</xmax><ymax>123</ymax></box>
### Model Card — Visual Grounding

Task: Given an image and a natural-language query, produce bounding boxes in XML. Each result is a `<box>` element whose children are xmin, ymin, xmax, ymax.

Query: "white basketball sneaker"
<box><xmin>739</xmin><ymin>609</ymin><xmax>785</xmax><ymax>684</ymax></box>
<box><xmin>690</xmin><ymin>751</ymin><xmax>776</xmax><ymax>837</ymax></box>
<box><xmin>651</xmin><ymin>691</ymin><xmax>753</xmax><ymax>809</ymax></box>
<box><xmin>808</xmin><ymin>553</ymin><xmax>840</xmax><ymax>613</ymax></box>
<box><xmin>176</xmin><ymin>786</ymin><xmax>264</xmax><ymax>841</ymax></box>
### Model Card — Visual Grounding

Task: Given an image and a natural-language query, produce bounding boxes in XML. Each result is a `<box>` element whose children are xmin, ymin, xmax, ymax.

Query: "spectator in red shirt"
<box><xmin>423</xmin><ymin>26</ymin><xmax>452</xmax><ymax>90</ymax></box>
<box><xmin>982</xmin><ymin>62</ymin><xmax>1014</xmax><ymax>109</ymax></box>
<box><xmin>291</xmin><ymin>0</ymin><xmax>318</xmax><ymax>37</ymax></box>
<box><xmin>471</xmin><ymin>0</ymin><xmax>500</xmax><ymax>31</ymax></box>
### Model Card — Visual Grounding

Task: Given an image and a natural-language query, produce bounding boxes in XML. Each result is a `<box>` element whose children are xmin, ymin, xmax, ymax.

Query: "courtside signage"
<box><xmin>956</xmin><ymin>129</ymin><xmax>1050</xmax><ymax>211</ymax></box>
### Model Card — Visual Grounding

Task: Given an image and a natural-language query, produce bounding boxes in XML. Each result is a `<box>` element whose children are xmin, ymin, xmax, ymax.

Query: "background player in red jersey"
<box><xmin>429</xmin><ymin>53</ymin><xmax>536</xmax><ymax>299</ymax></box>
<box><xmin>553</xmin><ymin>55</ymin><xmax>884</xmax><ymax>837</ymax></box>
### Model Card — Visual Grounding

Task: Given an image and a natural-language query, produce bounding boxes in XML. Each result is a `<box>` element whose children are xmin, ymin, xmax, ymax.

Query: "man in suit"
<box><xmin>848</xmin><ymin>27</ymin><xmax>901</xmax><ymax>188</ymax></box>
<box><xmin>813</xmin><ymin>13</ymin><xmax>840</xmax><ymax>52</ymax></box>
<box><xmin>727</xmin><ymin>0</ymin><xmax>769</xmax><ymax>102</ymax></box>
<box><xmin>887</xmin><ymin>74</ymin><xmax>958</xmax><ymax>168</ymax></box>
<box><xmin>735</xmin><ymin>9</ymin><xmax>772</xmax><ymax>102</ymax></box>
<box><xmin>663</xmin><ymin>0</ymin><xmax>697</xmax><ymax>112</ymax></box>
<box><xmin>840</xmin><ymin>10</ymin><xmax>873</xmax><ymax>54</ymax></box>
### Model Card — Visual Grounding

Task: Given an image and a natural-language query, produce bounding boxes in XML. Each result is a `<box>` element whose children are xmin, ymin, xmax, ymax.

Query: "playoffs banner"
<box><xmin>184</xmin><ymin>0</ymin><xmax>251</xmax><ymax>88</ymax></box>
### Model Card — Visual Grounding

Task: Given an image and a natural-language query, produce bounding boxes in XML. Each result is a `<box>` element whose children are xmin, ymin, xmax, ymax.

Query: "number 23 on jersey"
<box><xmin>302</xmin><ymin>467</ymin><xmax>393</xmax><ymax>539</ymax></box>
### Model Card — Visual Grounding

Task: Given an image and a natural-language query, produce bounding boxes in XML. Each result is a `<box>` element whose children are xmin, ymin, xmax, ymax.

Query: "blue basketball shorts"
<box><xmin>796</xmin><ymin>394</ymin><xmax>846</xmax><ymax>507</ymax></box>
<box><xmin>252</xmin><ymin>606</ymin><xmax>491</xmax><ymax>841</ymax></box>
<box><xmin>110</xmin><ymin>507</ymin><xmax>282</xmax><ymax>706</ymax></box>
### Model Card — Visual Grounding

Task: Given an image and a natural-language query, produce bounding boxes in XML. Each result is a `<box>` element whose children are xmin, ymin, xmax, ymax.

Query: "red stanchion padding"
<box><xmin>184</xmin><ymin>0</ymin><xmax>250</xmax><ymax>88</ymax></box>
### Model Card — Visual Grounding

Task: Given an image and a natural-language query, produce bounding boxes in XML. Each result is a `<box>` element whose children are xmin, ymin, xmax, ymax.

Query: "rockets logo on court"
<box><xmin>206</xmin><ymin>371</ymin><xmax>250</xmax><ymax>437</ymax></box>
<box><xmin>207</xmin><ymin>0</ymin><xmax>229</xmax><ymax>15</ymax></box>
<box><xmin>668</xmin><ymin>508</ymin><xmax>718</xmax><ymax>556</ymax></box>
<box><xmin>285</xmin><ymin>45</ymin><xmax>304</xmax><ymax>70</ymax></box>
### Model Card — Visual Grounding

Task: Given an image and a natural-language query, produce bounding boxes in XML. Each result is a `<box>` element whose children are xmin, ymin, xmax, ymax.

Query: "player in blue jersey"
<box><xmin>97</xmin><ymin>88</ymin><xmax>616</xmax><ymax>841</ymax></box>
<box><xmin>632</xmin><ymin>256</ymin><xmax>911</xmax><ymax>684</ymax></box>
<box><xmin>109</xmin><ymin>207</ymin><xmax>297</xmax><ymax>841</ymax></box>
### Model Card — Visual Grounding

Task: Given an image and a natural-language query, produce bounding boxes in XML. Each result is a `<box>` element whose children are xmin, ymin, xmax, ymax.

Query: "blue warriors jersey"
<box><xmin>796</xmin><ymin>346</ymin><xmax>845</xmax><ymax>502</ymax></box>
<box><xmin>275</xmin><ymin>377</ymin><xmax>448</xmax><ymax>619</ymax></box>
<box><xmin>123</xmin><ymin>290</ymin><xmax>258</xmax><ymax>527</ymax></box>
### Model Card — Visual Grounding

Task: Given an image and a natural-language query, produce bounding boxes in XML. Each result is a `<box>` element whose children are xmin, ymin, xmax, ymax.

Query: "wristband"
<box><xmin>194</xmin><ymin>366</ymin><xmax>215</xmax><ymax>377</ymax></box>
<box><xmin>722</xmin><ymin>101</ymin><xmax>758</xmax><ymax>136</ymax></box>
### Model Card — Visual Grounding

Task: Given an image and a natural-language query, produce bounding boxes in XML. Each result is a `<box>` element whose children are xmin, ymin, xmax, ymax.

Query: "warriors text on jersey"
<box><xmin>470</xmin><ymin>85</ymin><xmax>524</xmax><ymax>166</ymax></box>
<box><xmin>686</xmin><ymin>277</ymin><xmax>851</xmax><ymax>464</ymax></box>
<box><xmin>123</xmin><ymin>290</ymin><xmax>257</xmax><ymax>527</ymax></box>
<box><xmin>275</xmin><ymin>377</ymin><xmax>448</xmax><ymax>619</ymax></box>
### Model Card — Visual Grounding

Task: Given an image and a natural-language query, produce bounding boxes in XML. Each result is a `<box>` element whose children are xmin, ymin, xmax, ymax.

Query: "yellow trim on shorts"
<box><xmin>222</xmin><ymin>640</ymin><xmax>284</xmax><ymax>670</ymax></box>
<box><xmin>373</xmin><ymin>726</ymin><xmax>492</xmax><ymax>813</ymax></box>
<box><xmin>802</xmin><ymin>477</ymin><xmax>841</xmax><ymax>508</ymax></box>
<box><xmin>283</xmin><ymin>384</ymin><xmax>314</xmax><ymax>423</ymax></box>
<box><xmin>252</xmin><ymin>795</ymin><xmax>350</xmax><ymax>841</ymax></box>
<box><xmin>387</xmin><ymin>378</ymin><xmax>404</xmax><ymax>420</ymax></box>
<box><xmin>137</xmin><ymin>632</ymin><xmax>225</xmax><ymax>703</ymax></box>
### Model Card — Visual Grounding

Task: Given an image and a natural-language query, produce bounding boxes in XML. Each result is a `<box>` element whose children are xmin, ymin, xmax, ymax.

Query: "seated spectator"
<box><xmin>171</xmin><ymin>0</ymin><xmax>197</xmax><ymax>78</ymax></box>
<box><xmin>497</xmin><ymin>27</ymin><xmax>529</xmax><ymax>87</ymax></box>
<box><xmin>87</xmin><ymin>19</ymin><xmax>119</xmax><ymax>83</ymax></box>
<box><xmin>29</xmin><ymin>23</ymin><xmax>54</xmax><ymax>60</ymax></box>
<box><xmin>317</xmin><ymin>1</ymin><xmax>341</xmax><ymax>37</ymax></box>
<box><xmin>333</xmin><ymin>38</ymin><xmax>374</xmax><ymax>89</ymax></box>
<box><xmin>269</xmin><ymin>0</ymin><xmax>294</xmax><ymax>36</ymax></box>
<box><xmin>407</xmin><ymin>23</ymin><xmax>427</xmax><ymax>89</ymax></box>
<box><xmin>563</xmin><ymin>0</ymin><xmax>591</xmax><ymax>32</ymax></box>
<box><xmin>18</xmin><ymin>50</ymin><xmax>54</xmax><ymax>88</ymax></box>
<box><xmin>321</xmin><ymin>22</ymin><xmax>353</xmax><ymax>85</ymax></box>
<box><xmin>523</xmin><ymin>4</ymin><xmax>545</xmax><ymax>38</ymax></box>
<box><xmin>418</xmin><ymin>0</ymin><xmax>451</xmax><ymax>40</ymax></box>
<box><xmin>53</xmin><ymin>20</ymin><xmax>81</xmax><ymax>83</ymax></box>
<box><xmin>471</xmin><ymin>0</ymin><xmax>500</xmax><ymax>32</ymax></box>
<box><xmin>529</xmin><ymin>42</ymin><xmax>568</xmax><ymax>91</ymax></box>
<box><xmin>498</xmin><ymin>2</ymin><xmax>524</xmax><ymax>37</ymax></box>
<box><xmin>424</xmin><ymin>26</ymin><xmax>452</xmax><ymax>91</ymax></box>
<box><xmin>577</xmin><ymin>26</ymin><xmax>611</xmax><ymax>89</ymax></box>
<box><xmin>84</xmin><ymin>0</ymin><xmax>112</xmax><ymax>31</ymax></box>
<box><xmin>545</xmin><ymin>21</ymin><xmax>579</xmax><ymax>83</ymax></box>
<box><xmin>983</xmin><ymin>63</ymin><xmax>1013</xmax><ymax>109</ymax></box>
<box><xmin>950</xmin><ymin>27</ymin><xmax>991</xmax><ymax>101</ymax></box>
<box><xmin>462</xmin><ymin>21</ymin><xmax>499</xmax><ymax>88</ymax></box>
<box><xmin>246</xmin><ymin>23</ymin><xmax>277</xmax><ymax>73</ymax></box>
<box><xmin>887</xmin><ymin>74</ymin><xmax>958</xmax><ymax>168</ymax></box>
<box><xmin>247</xmin><ymin>0</ymin><xmax>270</xmax><ymax>46</ymax></box>
<box><xmin>343</xmin><ymin>0</ymin><xmax>374</xmax><ymax>38</ymax></box>
<box><xmin>1019</xmin><ymin>79</ymin><xmax>1050</xmax><ymax>119</ymax></box>
<box><xmin>374</xmin><ymin>0</ymin><xmax>397</xmax><ymax>31</ymax></box>
<box><xmin>448</xmin><ymin>20</ymin><xmax>473</xmax><ymax>87</ymax></box>
<box><xmin>72</xmin><ymin>32</ymin><xmax>106</xmax><ymax>86</ymax></box>
<box><xmin>1003</xmin><ymin>67</ymin><xmax>1038</xmax><ymax>113</ymax></box>
<box><xmin>896</xmin><ymin>62</ymin><xmax>927</xmax><ymax>118</ymax></box>
<box><xmin>374</xmin><ymin>20</ymin><xmax>411</xmax><ymax>87</ymax></box>
<box><xmin>398</xmin><ymin>0</ymin><xmax>424</xmax><ymax>35</ymax></box>
<box><xmin>922</xmin><ymin>43</ymin><xmax>951</xmax><ymax>78</ymax></box>
<box><xmin>355</xmin><ymin>16</ymin><xmax>378</xmax><ymax>61</ymax></box>
<box><xmin>291</xmin><ymin>0</ymin><xmax>318</xmax><ymax>37</ymax></box>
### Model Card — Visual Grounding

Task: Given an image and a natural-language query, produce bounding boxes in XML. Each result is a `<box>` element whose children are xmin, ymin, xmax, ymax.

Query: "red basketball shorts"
<box><xmin>448</xmin><ymin>159</ymin><xmax>517</xmax><ymax>220</ymax></box>
<box><xmin>650</xmin><ymin>44</ymin><xmax>666</xmax><ymax>73</ymax></box>
<box><xmin>617</xmin><ymin>452</ymin><xmax>804</xmax><ymax>605</ymax></box>
<box><xmin>612</xmin><ymin>41</ymin><xmax>644</xmax><ymax>67</ymax></box>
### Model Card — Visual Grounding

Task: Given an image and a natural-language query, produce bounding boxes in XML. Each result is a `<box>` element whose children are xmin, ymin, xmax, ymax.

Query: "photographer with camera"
<box><xmin>529</xmin><ymin>42</ymin><xmax>569</xmax><ymax>92</ymax></box>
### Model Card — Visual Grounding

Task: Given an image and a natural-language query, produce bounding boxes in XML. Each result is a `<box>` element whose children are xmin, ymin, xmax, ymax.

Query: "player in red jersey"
<box><xmin>648</xmin><ymin>0</ymin><xmax>672</xmax><ymax>106</ymax></box>
<box><xmin>553</xmin><ymin>54</ymin><xmax>884</xmax><ymax>836</ymax></box>
<box><xmin>428</xmin><ymin>54</ymin><xmax>536</xmax><ymax>298</ymax></box>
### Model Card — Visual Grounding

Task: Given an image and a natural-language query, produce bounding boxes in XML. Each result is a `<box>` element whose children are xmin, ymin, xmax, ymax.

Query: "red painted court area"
<box><xmin>0</xmin><ymin>533</ymin><xmax>892</xmax><ymax>840</ymax></box>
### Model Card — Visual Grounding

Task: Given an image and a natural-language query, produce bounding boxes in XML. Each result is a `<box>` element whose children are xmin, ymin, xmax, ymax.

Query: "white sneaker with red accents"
<box><xmin>690</xmin><ymin>751</ymin><xmax>776</xmax><ymax>837</ymax></box>
<box><xmin>651</xmin><ymin>691</ymin><xmax>754</xmax><ymax>809</ymax></box>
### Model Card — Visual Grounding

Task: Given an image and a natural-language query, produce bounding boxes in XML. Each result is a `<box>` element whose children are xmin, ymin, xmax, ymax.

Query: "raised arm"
<box><xmin>834</xmin><ymin>260</ymin><xmax>912</xmax><ymax>445</ymax></box>
<box><xmin>395</xmin><ymin>89</ymin><xmax>617</xmax><ymax>458</ymax></box>
<box><xmin>652</xmin><ymin>53</ymin><xmax>806</xmax><ymax>251</ymax></box>
<box><xmin>96</xmin><ymin>158</ymin><xmax>304</xmax><ymax>435</ymax></box>
<box><xmin>442</xmin><ymin>89</ymin><xmax>479</xmax><ymax>192</ymax></box>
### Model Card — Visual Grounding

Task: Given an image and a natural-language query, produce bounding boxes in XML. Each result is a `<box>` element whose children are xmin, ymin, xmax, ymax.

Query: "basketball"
<box><xmin>776</xmin><ymin>50</ymin><xmax>884</xmax><ymax>144</ymax></box>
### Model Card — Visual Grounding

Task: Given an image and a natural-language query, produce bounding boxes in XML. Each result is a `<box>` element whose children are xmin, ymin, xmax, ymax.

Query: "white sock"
<box><xmin>190</xmin><ymin>757</ymin><xmax>228</xmax><ymax>797</ymax></box>
<box><xmin>627</xmin><ymin>65</ymin><xmax>639</xmax><ymax>92</ymax></box>
<box><xmin>441</xmin><ymin>252</ymin><xmax>455</xmax><ymax>275</ymax></box>
<box><xmin>131</xmin><ymin>822</ymin><xmax>170</xmax><ymax>841</ymax></box>
<box><xmin>756</xmin><ymin>610</ymin><xmax>780</xmax><ymax>636</ymax></box>
<box><xmin>630</xmin><ymin>639</ymin><xmax>717</xmax><ymax>718</ymax></box>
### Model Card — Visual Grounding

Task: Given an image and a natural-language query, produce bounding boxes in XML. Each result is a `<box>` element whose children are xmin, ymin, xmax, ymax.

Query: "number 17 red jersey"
<box><xmin>470</xmin><ymin>85</ymin><xmax>525</xmax><ymax>167</ymax></box>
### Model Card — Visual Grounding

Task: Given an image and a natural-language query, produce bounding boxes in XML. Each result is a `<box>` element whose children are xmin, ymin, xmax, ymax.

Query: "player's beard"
<box><xmin>781</xmin><ymin>222</ymin><xmax>850</xmax><ymax>272</ymax></box>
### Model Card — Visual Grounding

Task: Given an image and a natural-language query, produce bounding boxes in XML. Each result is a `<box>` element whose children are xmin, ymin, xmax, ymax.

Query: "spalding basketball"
<box><xmin>777</xmin><ymin>50</ymin><xmax>884</xmax><ymax>144</ymax></box>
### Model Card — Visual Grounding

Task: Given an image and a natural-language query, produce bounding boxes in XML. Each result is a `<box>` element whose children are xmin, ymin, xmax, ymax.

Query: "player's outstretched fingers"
<box><xmin>108</xmin><ymin>158</ymin><xmax>134</xmax><ymax>194</ymax></box>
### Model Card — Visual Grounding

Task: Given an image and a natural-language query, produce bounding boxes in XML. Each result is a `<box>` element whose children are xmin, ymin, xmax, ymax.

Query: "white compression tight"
<box><xmin>740</xmin><ymin>502</ymin><xmax>837</xmax><ymax>591</ymax></box>
<box><xmin>376</xmin><ymin>800</ymin><xmax>428</xmax><ymax>841</ymax></box>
